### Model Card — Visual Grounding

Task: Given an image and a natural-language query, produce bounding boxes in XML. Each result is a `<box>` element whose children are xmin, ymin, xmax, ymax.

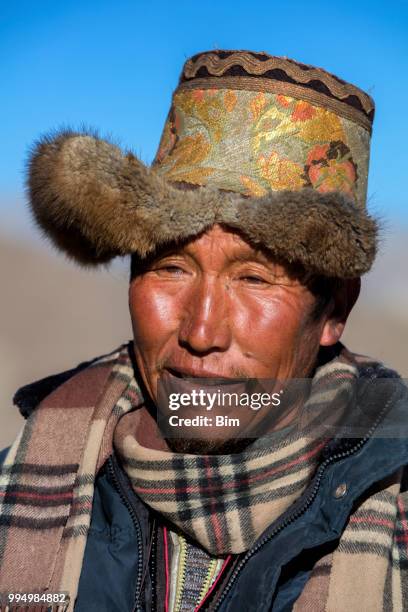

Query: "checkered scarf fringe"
<box><xmin>0</xmin><ymin>342</ymin><xmax>407</xmax><ymax>611</ymax></box>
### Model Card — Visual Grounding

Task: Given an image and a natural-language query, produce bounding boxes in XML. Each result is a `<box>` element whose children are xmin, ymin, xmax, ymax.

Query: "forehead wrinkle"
<box><xmin>154</xmin><ymin>227</ymin><xmax>278</xmax><ymax>271</ymax></box>
<box><xmin>185</xmin><ymin>233</ymin><xmax>273</xmax><ymax>266</ymax></box>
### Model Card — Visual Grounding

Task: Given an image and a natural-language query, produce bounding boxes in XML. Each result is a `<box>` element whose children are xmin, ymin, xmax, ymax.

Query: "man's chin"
<box><xmin>164</xmin><ymin>437</ymin><xmax>254</xmax><ymax>455</ymax></box>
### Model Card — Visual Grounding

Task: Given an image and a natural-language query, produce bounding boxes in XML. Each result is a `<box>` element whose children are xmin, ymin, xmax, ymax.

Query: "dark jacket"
<box><xmin>3</xmin><ymin>362</ymin><xmax>408</xmax><ymax>612</ymax></box>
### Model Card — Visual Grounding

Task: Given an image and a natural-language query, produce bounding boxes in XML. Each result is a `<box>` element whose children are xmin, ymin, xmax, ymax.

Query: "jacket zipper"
<box><xmin>197</xmin><ymin>558</ymin><xmax>223</xmax><ymax>605</ymax></box>
<box><xmin>210</xmin><ymin>384</ymin><xmax>397</xmax><ymax>611</ymax></box>
<box><xmin>107</xmin><ymin>454</ymin><xmax>144</xmax><ymax>612</ymax></box>
<box><xmin>150</xmin><ymin>519</ymin><xmax>158</xmax><ymax>612</ymax></box>
<box><xmin>174</xmin><ymin>533</ymin><xmax>188</xmax><ymax>611</ymax></box>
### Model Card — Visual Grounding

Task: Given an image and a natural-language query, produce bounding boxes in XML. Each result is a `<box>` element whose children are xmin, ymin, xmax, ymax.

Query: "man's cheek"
<box><xmin>131</xmin><ymin>287</ymin><xmax>181</xmax><ymax>341</ymax></box>
<box><xmin>235</xmin><ymin>300</ymin><xmax>295</xmax><ymax>346</ymax></box>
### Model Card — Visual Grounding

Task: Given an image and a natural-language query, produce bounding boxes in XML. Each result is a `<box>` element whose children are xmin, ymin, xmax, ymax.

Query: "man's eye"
<box><xmin>156</xmin><ymin>265</ymin><xmax>185</xmax><ymax>275</ymax></box>
<box><xmin>240</xmin><ymin>275</ymin><xmax>268</xmax><ymax>285</ymax></box>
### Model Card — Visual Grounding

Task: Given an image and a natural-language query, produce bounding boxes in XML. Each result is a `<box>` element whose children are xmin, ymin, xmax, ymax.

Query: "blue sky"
<box><xmin>1</xmin><ymin>0</ymin><xmax>407</xmax><ymax>235</ymax></box>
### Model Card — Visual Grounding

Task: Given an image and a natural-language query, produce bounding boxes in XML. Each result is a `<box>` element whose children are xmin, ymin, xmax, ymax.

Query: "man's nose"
<box><xmin>178</xmin><ymin>277</ymin><xmax>232</xmax><ymax>354</ymax></box>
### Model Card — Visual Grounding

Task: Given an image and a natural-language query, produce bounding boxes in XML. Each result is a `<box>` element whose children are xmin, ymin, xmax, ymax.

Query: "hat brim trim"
<box><xmin>27</xmin><ymin>129</ymin><xmax>378</xmax><ymax>278</ymax></box>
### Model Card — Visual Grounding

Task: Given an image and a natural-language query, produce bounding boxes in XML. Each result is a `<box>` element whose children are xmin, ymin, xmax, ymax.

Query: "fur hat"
<box><xmin>27</xmin><ymin>50</ymin><xmax>378</xmax><ymax>278</ymax></box>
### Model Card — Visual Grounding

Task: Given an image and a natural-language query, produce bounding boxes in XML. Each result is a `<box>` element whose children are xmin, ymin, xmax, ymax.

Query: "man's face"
<box><xmin>129</xmin><ymin>224</ymin><xmax>338</xmax><ymax>453</ymax></box>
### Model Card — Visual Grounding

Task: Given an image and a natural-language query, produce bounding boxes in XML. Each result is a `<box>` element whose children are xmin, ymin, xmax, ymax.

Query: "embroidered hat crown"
<box><xmin>153</xmin><ymin>50</ymin><xmax>374</xmax><ymax>208</ymax></box>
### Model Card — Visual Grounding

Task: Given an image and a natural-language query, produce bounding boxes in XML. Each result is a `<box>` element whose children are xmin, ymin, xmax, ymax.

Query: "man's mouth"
<box><xmin>164</xmin><ymin>367</ymin><xmax>248</xmax><ymax>384</ymax></box>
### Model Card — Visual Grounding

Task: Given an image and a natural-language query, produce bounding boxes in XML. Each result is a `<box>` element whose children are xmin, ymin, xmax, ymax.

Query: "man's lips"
<box><xmin>163</xmin><ymin>367</ymin><xmax>248</xmax><ymax>383</ymax></box>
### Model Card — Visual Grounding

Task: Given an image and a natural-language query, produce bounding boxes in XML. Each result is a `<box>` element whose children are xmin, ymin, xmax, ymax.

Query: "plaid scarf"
<box><xmin>0</xmin><ymin>341</ymin><xmax>407</xmax><ymax>611</ymax></box>
<box><xmin>113</xmin><ymin>402</ymin><xmax>329</xmax><ymax>556</ymax></box>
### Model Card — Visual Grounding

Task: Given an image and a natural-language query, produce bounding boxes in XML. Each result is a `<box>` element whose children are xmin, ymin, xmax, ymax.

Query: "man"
<box><xmin>0</xmin><ymin>50</ymin><xmax>407</xmax><ymax>611</ymax></box>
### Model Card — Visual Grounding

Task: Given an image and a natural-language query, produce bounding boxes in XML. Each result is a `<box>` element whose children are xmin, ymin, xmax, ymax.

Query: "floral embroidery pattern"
<box><xmin>224</xmin><ymin>90</ymin><xmax>237</xmax><ymax>113</ymax></box>
<box><xmin>153</xmin><ymin>87</ymin><xmax>367</xmax><ymax>204</ymax></box>
<box><xmin>303</xmin><ymin>141</ymin><xmax>357</xmax><ymax>196</ymax></box>
<box><xmin>250</xmin><ymin>92</ymin><xmax>267</xmax><ymax>121</ymax></box>
<box><xmin>258</xmin><ymin>152</ymin><xmax>305</xmax><ymax>191</ymax></box>
<box><xmin>240</xmin><ymin>175</ymin><xmax>267</xmax><ymax>197</ymax></box>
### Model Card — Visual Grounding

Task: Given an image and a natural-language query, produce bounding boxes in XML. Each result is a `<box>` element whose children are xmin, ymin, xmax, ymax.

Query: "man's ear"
<box><xmin>319</xmin><ymin>278</ymin><xmax>361</xmax><ymax>346</ymax></box>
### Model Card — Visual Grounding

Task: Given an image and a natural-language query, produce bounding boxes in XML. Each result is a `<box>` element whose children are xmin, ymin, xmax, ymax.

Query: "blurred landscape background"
<box><xmin>1</xmin><ymin>1</ymin><xmax>407</xmax><ymax>448</ymax></box>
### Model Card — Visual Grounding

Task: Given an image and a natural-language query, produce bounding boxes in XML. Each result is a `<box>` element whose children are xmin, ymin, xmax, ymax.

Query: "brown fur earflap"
<box><xmin>27</xmin><ymin>129</ymin><xmax>378</xmax><ymax>277</ymax></box>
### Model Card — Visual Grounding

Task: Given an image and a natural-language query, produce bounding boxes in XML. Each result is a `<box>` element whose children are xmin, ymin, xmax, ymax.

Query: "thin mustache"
<box><xmin>156</xmin><ymin>357</ymin><xmax>251</xmax><ymax>379</ymax></box>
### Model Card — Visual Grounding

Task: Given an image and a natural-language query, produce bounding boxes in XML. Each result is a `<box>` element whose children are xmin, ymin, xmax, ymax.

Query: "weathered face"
<box><xmin>129</xmin><ymin>224</ymin><xmax>346</xmax><ymax>453</ymax></box>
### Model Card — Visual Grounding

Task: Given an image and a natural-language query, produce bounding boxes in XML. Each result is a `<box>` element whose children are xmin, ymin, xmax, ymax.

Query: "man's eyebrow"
<box><xmin>151</xmin><ymin>246</ymin><xmax>275</xmax><ymax>266</ymax></box>
<box><xmin>149</xmin><ymin>247</ymin><xmax>184</xmax><ymax>260</ymax></box>
<box><xmin>226</xmin><ymin>251</ymin><xmax>274</xmax><ymax>265</ymax></box>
